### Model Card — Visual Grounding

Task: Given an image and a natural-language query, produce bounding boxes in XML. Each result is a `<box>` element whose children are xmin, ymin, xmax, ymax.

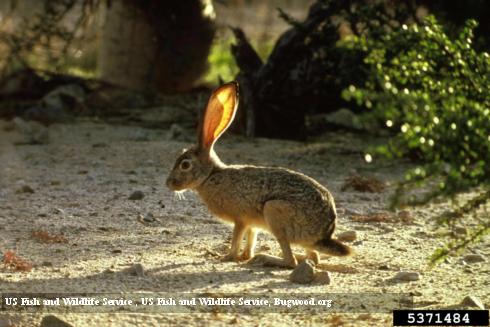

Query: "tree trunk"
<box><xmin>98</xmin><ymin>0</ymin><xmax>215</xmax><ymax>93</ymax></box>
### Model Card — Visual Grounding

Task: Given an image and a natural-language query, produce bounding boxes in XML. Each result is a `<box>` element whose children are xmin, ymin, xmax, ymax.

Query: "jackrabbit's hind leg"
<box><xmin>248</xmin><ymin>237</ymin><xmax>297</xmax><ymax>268</ymax></box>
<box><xmin>295</xmin><ymin>250</ymin><xmax>320</xmax><ymax>265</ymax></box>
<box><xmin>248</xmin><ymin>200</ymin><xmax>298</xmax><ymax>268</ymax></box>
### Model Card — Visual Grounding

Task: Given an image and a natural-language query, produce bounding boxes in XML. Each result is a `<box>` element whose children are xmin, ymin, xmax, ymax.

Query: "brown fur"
<box><xmin>166</xmin><ymin>82</ymin><xmax>351</xmax><ymax>268</ymax></box>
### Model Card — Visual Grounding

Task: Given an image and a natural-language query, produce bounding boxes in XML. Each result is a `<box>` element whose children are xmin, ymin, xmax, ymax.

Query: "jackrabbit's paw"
<box><xmin>238</xmin><ymin>251</ymin><xmax>253</xmax><ymax>261</ymax></box>
<box><xmin>220</xmin><ymin>253</ymin><xmax>239</xmax><ymax>262</ymax></box>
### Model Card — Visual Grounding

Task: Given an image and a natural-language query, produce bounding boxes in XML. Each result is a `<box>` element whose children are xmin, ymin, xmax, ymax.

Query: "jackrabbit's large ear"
<box><xmin>198</xmin><ymin>82</ymin><xmax>238</xmax><ymax>152</ymax></box>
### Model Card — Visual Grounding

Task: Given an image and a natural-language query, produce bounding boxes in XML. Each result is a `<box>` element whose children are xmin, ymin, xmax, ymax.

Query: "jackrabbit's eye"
<box><xmin>179</xmin><ymin>159</ymin><xmax>192</xmax><ymax>171</ymax></box>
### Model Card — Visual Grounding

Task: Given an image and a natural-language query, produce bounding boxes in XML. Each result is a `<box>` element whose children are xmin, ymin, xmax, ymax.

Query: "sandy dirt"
<box><xmin>0</xmin><ymin>117</ymin><xmax>488</xmax><ymax>326</ymax></box>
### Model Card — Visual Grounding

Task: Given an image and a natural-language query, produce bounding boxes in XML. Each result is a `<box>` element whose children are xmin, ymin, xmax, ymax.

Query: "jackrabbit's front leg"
<box><xmin>239</xmin><ymin>228</ymin><xmax>257</xmax><ymax>261</ymax></box>
<box><xmin>221</xmin><ymin>221</ymin><xmax>246</xmax><ymax>262</ymax></box>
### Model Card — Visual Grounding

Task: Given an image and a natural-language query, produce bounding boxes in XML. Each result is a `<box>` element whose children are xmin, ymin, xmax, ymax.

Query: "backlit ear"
<box><xmin>199</xmin><ymin>82</ymin><xmax>238</xmax><ymax>152</ymax></box>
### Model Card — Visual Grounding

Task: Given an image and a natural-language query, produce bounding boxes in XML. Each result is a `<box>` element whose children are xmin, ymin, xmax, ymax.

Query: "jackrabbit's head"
<box><xmin>166</xmin><ymin>82</ymin><xmax>239</xmax><ymax>191</ymax></box>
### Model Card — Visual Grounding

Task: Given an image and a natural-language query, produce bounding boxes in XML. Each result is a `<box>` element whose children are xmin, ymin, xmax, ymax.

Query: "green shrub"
<box><xmin>341</xmin><ymin>16</ymin><xmax>490</xmax><ymax>263</ymax></box>
<box><xmin>203</xmin><ymin>38</ymin><xmax>274</xmax><ymax>85</ymax></box>
<box><xmin>343</xmin><ymin>16</ymin><xmax>490</xmax><ymax>199</ymax></box>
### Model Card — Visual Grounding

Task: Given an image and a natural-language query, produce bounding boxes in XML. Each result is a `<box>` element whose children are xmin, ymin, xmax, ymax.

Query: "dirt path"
<box><xmin>0</xmin><ymin>119</ymin><xmax>488</xmax><ymax>326</ymax></box>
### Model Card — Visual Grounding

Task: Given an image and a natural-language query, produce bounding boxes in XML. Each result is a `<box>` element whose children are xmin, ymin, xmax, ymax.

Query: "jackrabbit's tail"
<box><xmin>314</xmin><ymin>237</ymin><xmax>352</xmax><ymax>256</ymax></box>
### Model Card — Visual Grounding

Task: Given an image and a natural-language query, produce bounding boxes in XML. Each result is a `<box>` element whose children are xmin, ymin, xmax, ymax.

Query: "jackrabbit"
<box><xmin>166</xmin><ymin>82</ymin><xmax>351</xmax><ymax>268</ymax></box>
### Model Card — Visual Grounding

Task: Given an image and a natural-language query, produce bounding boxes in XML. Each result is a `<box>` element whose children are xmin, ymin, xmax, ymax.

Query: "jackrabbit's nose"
<box><xmin>166</xmin><ymin>176</ymin><xmax>176</xmax><ymax>189</ymax></box>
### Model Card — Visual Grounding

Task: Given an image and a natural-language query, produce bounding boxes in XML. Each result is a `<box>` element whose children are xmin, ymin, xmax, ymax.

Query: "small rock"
<box><xmin>392</xmin><ymin>271</ymin><xmax>420</xmax><ymax>282</ymax></box>
<box><xmin>290</xmin><ymin>260</ymin><xmax>315</xmax><ymax>284</ymax></box>
<box><xmin>463</xmin><ymin>254</ymin><xmax>486</xmax><ymax>264</ymax></box>
<box><xmin>41</xmin><ymin>261</ymin><xmax>53</xmax><ymax>267</ymax></box>
<box><xmin>54</xmin><ymin>208</ymin><xmax>65</xmax><ymax>215</ymax></box>
<box><xmin>460</xmin><ymin>296</ymin><xmax>485</xmax><ymax>309</ymax></box>
<box><xmin>40</xmin><ymin>315</ymin><xmax>74</xmax><ymax>327</ymax></box>
<box><xmin>125</xmin><ymin>263</ymin><xmax>145</xmax><ymax>277</ymax></box>
<box><xmin>26</xmin><ymin>84</ymin><xmax>83</xmax><ymax>124</ymax></box>
<box><xmin>378</xmin><ymin>264</ymin><xmax>391</xmax><ymax>270</ymax></box>
<box><xmin>13</xmin><ymin>117</ymin><xmax>49</xmax><ymax>144</ymax></box>
<box><xmin>139</xmin><ymin>212</ymin><xmax>156</xmax><ymax>223</ymax></box>
<box><xmin>16</xmin><ymin>184</ymin><xmax>34</xmax><ymax>194</ymax></box>
<box><xmin>314</xmin><ymin>271</ymin><xmax>331</xmax><ymax>285</ymax></box>
<box><xmin>337</xmin><ymin>231</ymin><xmax>357</xmax><ymax>242</ymax></box>
<box><xmin>129</xmin><ymin>190</ymin><xmax>144</xmax><ymax>200</ymax></box>
<box><xmin>112</xmin><ymin>249</ymin><xmax>122</xmax><ymax>254</ymax></box>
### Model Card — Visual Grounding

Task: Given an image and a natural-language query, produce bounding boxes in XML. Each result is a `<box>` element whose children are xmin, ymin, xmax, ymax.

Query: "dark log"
<box><xmin>230</xmin><ymin>1</ymin><xmax>345</xmax><ymax>140</ymax></box>
<box><xmin>230</xmin><ymin>0</ymin><xmax>421</xmax><ymax>140</ymax></box>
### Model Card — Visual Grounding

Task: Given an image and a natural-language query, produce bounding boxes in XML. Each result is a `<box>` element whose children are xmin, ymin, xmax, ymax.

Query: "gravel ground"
<box><xmin>0</xmin><ymin>118</ymin><xmax>488</xmax><ymax>327</ymax></box>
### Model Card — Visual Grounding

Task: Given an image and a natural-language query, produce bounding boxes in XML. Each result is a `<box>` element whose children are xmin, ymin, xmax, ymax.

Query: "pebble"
<box><xmin>337</xmin><ymin>231</ymin><xmax>357</xmax><ymax>242</ymax></box>
<box><xmin>314</xmin><ymin>271</ymin><xmax>331</xmax><ymax>285</ymax></box>
<box><xmin>129</xmin><ymin>190</ymin><xmax>144</xmax><ymax>200</ymax></box>
<box><xmin>392</xmin><ymin>271</ymin><xmax>420</xmax><ymax>282</ymax></box>
<box><xmin>54</xmin><ymin>208</ymin><xmax>66</xmax><ymax>215</ymax></box>
<box><xmin>125</xmin><ymin>263</ymin><xmax>145</xmax><ymax>277</ymax></box>
<box><xmin>290</xmin><ymin>260</ymin><xmax>315</xmax><ymax>284</ymax></box>
<box><xmin>140</xmin><ymin>212</ymin><xmax>156</xmax><ymax>223</ymax></box>
<box><xmin>16</xmin><ymin>185</ymin><xmax>34</xmax><ymax>194</ymax></box>
<box><xmin>463</xmin><ymin>254</ymin><xmax>486</xmax><ymax>264</ymax></box>
<box><xmin>460</xmin><ymin>296</ymin><xmax>484</xmax><ymax>309</ymax></box>
<box><xmin>13</xmin><ymin>117</ymin><xmax>49</xmax><ymax>144</ymax></box>
<box><xmin>378</xmin><ymin>264</ymin><xmax>391</xmax><ymax>270</ymax></box>
<box><xmin>40</xmin><ymin>315</ymin><xmax>74</xmax><ymax>327</ymax></box>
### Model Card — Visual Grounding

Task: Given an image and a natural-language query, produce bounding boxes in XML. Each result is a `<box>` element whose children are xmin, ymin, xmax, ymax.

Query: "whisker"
<box><xmin>174</xmin><ymin>190</ymin><xmax>187</xmax><ymax>200</ymax></box>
